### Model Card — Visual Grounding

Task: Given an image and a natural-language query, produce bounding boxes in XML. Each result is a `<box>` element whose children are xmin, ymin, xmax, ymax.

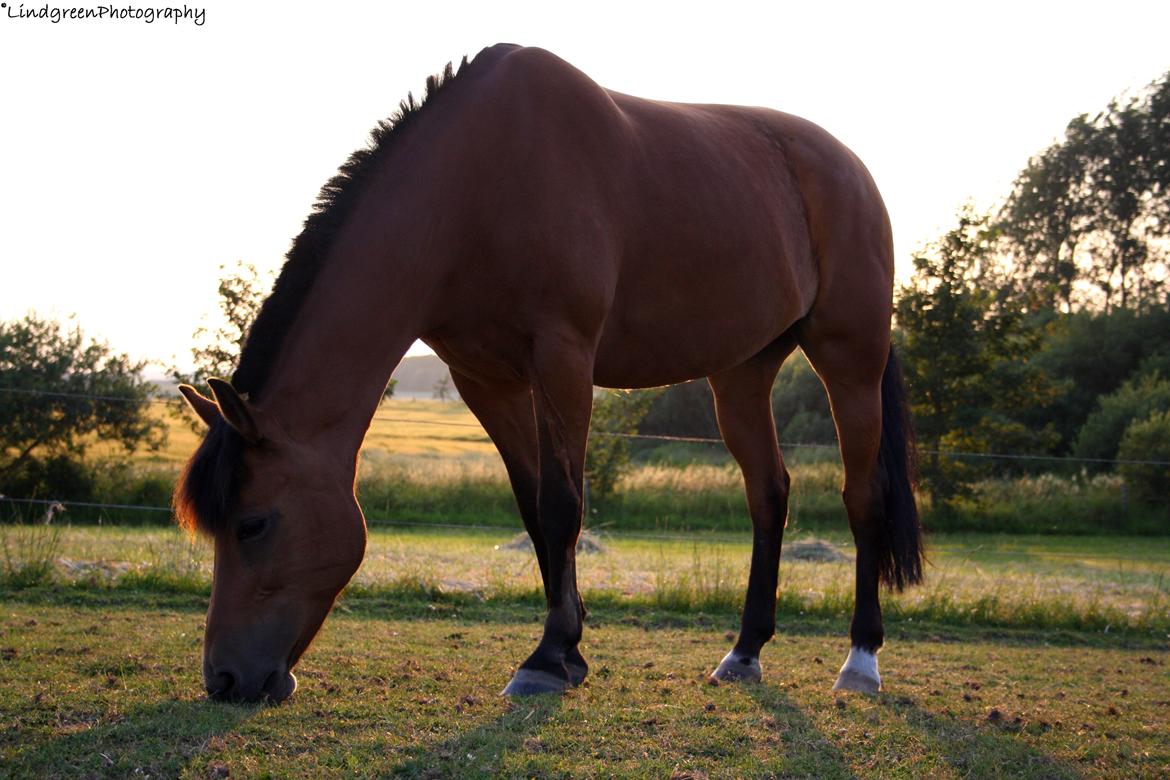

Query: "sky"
<box><xmin>2</xmin><ymin>0</ymin><xmax>1168</xmax><ymax>373</ymax></box>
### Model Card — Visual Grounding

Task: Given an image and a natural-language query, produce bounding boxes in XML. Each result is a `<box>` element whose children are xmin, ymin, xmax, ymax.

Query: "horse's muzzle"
<box><xmin>205</xmin><ymin>664</ymin><xmax>297</xmax><ymax>704</ymax></box>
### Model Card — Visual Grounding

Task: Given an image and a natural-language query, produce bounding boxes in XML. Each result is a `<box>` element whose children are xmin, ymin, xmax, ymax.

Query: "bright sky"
<box><xmin>2</xmin><ymin>0</ymin><xmax>1168</xmax><ymax>373</ymax></box>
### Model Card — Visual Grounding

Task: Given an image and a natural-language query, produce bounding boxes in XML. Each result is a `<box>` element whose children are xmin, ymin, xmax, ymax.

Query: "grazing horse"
<box><xmin>175</xmin><ymin>43</ymin><xmax>923</xmax><ymax>703</ymax></box>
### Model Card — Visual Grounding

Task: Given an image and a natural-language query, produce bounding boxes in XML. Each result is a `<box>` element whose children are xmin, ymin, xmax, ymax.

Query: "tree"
<box><xmin>998</xmin><ymin>115</ymin><xmax>1097</xmax><ymax>312</ymax></box>
<box><xmin>586</xmin><ymin>389</ymin><xmax>658</xmax><ymax>510</ymax></box>
<box><xmin>999</xmin><ymin>71</ymin><xmax>1170</xmax><ymax>313</ymax></box>
<box><xmin>432</xmin><ymin>374</ymin><xmax>453</xmax><ymax>401</ymax></box>
<box><xmin>896</xmin><ymin>209</ymin><xmax>1059</xmax><ymax>503</ymax></box>
<box><xmin>0</xmin><ymin>314</ymin><xmax>165</xmax><ymax>494</ymax></box>
<box><xmin>171</xmin><ymin>260</ymin><xmax>272</xmax><ymax>397</ymax></box>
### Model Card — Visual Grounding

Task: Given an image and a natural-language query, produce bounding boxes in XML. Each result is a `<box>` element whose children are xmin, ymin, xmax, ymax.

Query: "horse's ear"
<box><xmin>178</xmin><ymin>384</ymin><xmax>221</xmax><ymax>428</ymax></box>
<box><xmin>207</xmin><ymin>378</ymin><xmax>262</xmax><ymax>444</ymax></box>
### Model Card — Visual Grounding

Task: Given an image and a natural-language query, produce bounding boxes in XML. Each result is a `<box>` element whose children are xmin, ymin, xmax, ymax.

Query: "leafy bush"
<box><xmin>1033</xmin><ymin>309</ymin><xmax>1170</xmax><ymax>451</ymax></box>
<box><xmin>1</xmin><ymin>455</ymin><xmax>97</xmax><ymax>504</ymax></box>
<box><xmin>772</xmin><ymin>352</ymin><xmax>835</xmax><ymax>445</ymax></box>
<box><xmin>1073</xmin><ymin>373</ymin><xmax>1170</xmax><ymax>463</ymax></box>
<box><xmin>586</xmin><ymin>389</ymin><xmax>659</xmax><ymax>508</ymax></box>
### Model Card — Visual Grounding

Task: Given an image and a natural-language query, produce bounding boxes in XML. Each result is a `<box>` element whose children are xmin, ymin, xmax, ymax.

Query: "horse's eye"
<box><xmin>237</xmin><ymin>515</ymin><xmax>268</xmax><ymax>542</ymax></box>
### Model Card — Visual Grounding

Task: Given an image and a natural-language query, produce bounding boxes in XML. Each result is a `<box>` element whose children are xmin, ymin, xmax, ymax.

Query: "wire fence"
<box><xmin>2</xmin><ymin>384</ymin><xmax>1168</xmax><ymax>532</ymax></box>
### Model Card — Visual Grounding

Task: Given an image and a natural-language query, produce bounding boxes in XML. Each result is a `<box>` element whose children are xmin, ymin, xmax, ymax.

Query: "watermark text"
<box><xmin>2</xmin><ymin>3</ymin><xmax>206</xmax><ymax>26</ymax></box>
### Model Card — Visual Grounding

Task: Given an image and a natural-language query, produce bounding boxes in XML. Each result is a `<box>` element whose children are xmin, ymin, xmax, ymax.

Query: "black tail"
<box><xmin>874</xmin><ymin>346</ymin><xmax>924</xmax><ymax>591</ymax></box>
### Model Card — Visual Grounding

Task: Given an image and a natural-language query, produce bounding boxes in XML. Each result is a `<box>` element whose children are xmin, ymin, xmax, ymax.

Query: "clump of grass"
<box><xmin>0</xmin><ymin>520</ymin><xmax>62</xmax><ymax>588</ymax></box>
<box><xmin>651</xmin><ymin>543</ymin><xmax>743</xmax><ymax>612</ymax></box>
<box><xmin>115</xmin><ymin>531</ymin><xmax>209</xmax><ymax>592</ymax></box>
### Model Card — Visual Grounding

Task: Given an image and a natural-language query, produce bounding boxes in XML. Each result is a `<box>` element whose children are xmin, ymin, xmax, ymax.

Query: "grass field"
<box><xmin>5</xmin><ymin>401</ymin><xmax>1168</xmax><ymax>775</ymax></box>
<box><xmin>108</xmin><ymin>400</ymin><xmax>498</xmax><ymax>467</ymax></box>
<box><xmin>2</xmin><ymin>519</ymin><xmax>1169</xmax><ymax>776</ymax></box>
<box><xmin>1</xmin><ymin>592</ymin><xmax>1168</xmax><ymax>778</ymax></box>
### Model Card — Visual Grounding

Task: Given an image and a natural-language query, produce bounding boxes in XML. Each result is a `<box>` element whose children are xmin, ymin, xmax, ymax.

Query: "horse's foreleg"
<box><xmin>706</xmin><ymin>341</ymin><xmax>793</xmax><ymax>682</ymax></box>
<box><xmin>450</xmin><ymin>372</ymin><xmax>549</xmax><ymax>591</ymax></box>
<box><xmin>451</xmin><ymin>370</ymin><xmax>589</xmax><ymax>689</ymax></box>
<box><xmin>501</xmin><ymin>342</ymin><xmax>594</xmax><ymax>696</ymax></box>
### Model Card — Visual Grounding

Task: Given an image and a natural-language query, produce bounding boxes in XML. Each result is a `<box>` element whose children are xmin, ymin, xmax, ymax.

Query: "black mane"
<box><xmin>175</xmin><ymin>56</ymin><xmax>468</xmax><ymax>535</ymax></box>
<box><xmin>175</xmin><ymin>418</ymin><xmax>242</xmax><ymax>535</ymax></box>
<box><xmin>232</xmin><ymin>56</ymin><xmax>467</xmax><ymax>401</ymax></box>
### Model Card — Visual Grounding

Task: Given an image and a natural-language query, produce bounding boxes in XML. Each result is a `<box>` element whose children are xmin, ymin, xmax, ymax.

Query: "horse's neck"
<box><xmin>258</xmin><ymin>253</ymin><xmax>429</xmax><ymax>464</ymax></box>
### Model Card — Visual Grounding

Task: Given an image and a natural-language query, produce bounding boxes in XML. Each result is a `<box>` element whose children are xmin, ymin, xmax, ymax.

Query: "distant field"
<box><xmin>102</xmin><ymin>399</ymin><xmax>496</xmax><ymax>467</ymax></box>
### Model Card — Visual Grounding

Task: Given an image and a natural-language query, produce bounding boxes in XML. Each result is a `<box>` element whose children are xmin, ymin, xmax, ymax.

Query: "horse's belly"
<box><xmin>592</xmin><ymin>272</ymin><xmax>811</xmax><ymax>389</ymax></box>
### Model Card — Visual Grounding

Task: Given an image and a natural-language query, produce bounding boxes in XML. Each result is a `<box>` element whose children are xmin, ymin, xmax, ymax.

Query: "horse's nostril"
<box><xmin>262</xmin><ymin>669</ymin><xmax>297</xmax><ymax>703</ymax></box>
<box><xmin>206</xmin><ymin>669</ymin><xmax>236</xmax><ymax>701</ymax></box>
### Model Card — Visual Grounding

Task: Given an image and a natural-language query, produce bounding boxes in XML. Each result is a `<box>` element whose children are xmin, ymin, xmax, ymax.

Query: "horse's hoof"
<box><xmin>502</xmin><ymin>668</ymin><xmax>570</xmax><ymax>696</ymax></box>
<box><xmin>709</xmin><ymin>650</ymin><xmax>762</xmax><ymax>683</ymax></box>
<box><xmin>565</xmin><ymin>661</ymin><xmax>588</xmax><ymax>687</ymax></box>
<box><xmin>832</xmin><ymin>647</ymin><xmax>880</xmax><ymax>694</ymax></box>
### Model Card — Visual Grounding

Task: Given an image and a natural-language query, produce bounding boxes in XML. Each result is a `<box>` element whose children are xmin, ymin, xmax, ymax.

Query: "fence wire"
<box><xmin>2</xmin><ymin>384</ymin><xmax>1169</xmax><ymax>532</ymax></box>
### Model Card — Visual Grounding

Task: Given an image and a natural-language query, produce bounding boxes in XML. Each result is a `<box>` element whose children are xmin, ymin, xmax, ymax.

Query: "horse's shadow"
<box><xmin>747</xmin><ymin>682</ymin><xmax>1084</xmax><ymax>779</ymax></box>
<box><xmin>880</xmin><ymin>693</ymin><xmax>1085</xmax><ymax>779</ymax></box>
<box><xmin>388</xmin><ymin>694</ymin><xmax>562</xmax><ymax>778</ymax></box>
<box><xmin>746</xmin><ymin>685</ymin><xmax>859</xmax><ymax>779</ymax></box>
<box><xmin>6</xmin><ymin>698</ymin><xmax>254</xmax><ymax>777</ymax></box>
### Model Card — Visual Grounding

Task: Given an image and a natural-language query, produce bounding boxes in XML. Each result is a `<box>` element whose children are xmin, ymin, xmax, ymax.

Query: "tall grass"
<box><xmin>4</xmin><ymin>443</ymin><xmax>1165</xmax><ymax>535</ymax></box>
<box><xmin>0</xmin><ymin>520</ymin><xmax>62</xmax><ymax>588</ymax></box>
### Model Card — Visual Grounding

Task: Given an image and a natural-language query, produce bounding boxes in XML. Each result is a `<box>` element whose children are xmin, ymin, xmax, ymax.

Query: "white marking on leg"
<box><xmin>711</xmin><ymin>649</ymin><xmax>762</xmax><ymax>682</ymax></box>
<box><xmin>832</xmin><ymin>646</ymin><xmax>880</xmax><ymax>693</ymax></box>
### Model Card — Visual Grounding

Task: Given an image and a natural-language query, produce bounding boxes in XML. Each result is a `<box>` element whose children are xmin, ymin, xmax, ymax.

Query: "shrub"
<box><xmin>1118</xmin><ymin>411</ymin><xmax>1170</xmax><ymax>502</ymax></box>
<box><xmin>1074</xmin><ymin>373</ymin><xmax>1170</xmax><ymax>463</ymax></box>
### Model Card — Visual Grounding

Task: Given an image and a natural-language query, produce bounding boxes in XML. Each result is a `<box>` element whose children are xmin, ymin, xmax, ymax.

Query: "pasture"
<box><xmin>2</xmin><ymin>590</ymin><xmax>1168</xmax><ymax>777</ymax></box>
<box><xmin>4</xmin><ymin>401</ymin><xmax>1169</xmax><ymax>776</ymax></box>
<box><xmin>2</xmin><ymin>524</ymin><xmax>1169</xmax><ymax>777</ymax></box>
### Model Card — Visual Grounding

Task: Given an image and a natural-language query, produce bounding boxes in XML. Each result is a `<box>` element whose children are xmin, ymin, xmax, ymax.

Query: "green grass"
<box><xmin>0</xmin><ymin>596</ymin><xmax>1167</xmax><ymax>778</ymax></box>
<box><xmin>4</xmin><ymin>524</ymin><xmax>1169</xmax><ymax>635</ymax></box>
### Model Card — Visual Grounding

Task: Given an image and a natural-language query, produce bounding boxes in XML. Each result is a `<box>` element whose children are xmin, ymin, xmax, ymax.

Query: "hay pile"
<box><xmin>782</xmin><ymin>538</ymin><xmax>851</xmax><ymax>563</ymax></box>
<box><xmin>495</xmin><ymin>529</ymin><xmax>606</xmax><ymax>555</ymax></box>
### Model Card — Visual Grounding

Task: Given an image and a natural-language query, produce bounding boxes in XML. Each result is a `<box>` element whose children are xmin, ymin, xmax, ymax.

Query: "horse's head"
<box><xmin>176</xmin><ymin>379</ymin><xmax>366</xmax><ymax>703</ymax></box>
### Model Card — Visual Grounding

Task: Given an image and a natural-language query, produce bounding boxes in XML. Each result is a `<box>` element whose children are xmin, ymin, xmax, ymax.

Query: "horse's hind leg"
<box><xmin>451</xmin><ymin>370</ymin><xmax>589</xmax><ymax>688</ymax></box>
<box><xmin>707</xmin><ymin>336</ymin><xmax>796</xmax><ymax>682</ymax></box>
<box><xmin>800</xmin><ymin>324</ymin><xmax>923</xmax><ymax>694</ymax></box>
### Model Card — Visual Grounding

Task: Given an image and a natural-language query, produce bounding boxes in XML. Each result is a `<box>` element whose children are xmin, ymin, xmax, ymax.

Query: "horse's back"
<box><xmin>439</xmin><ymin>46</ymin><xmax>892</xmax><ymax>388</ymax></box>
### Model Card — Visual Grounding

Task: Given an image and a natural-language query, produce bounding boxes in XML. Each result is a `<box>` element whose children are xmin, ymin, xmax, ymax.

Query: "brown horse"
<box><xmin>175</xmin><ymin>43</ymin><xmax>923</xmax><ymax>703</ymax></box>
